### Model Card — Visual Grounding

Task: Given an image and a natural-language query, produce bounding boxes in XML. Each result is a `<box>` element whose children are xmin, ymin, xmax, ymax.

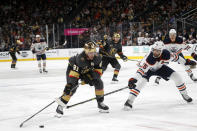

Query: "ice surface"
<box><xmin>0</xmin><ymin>60</ymin><xmax>197</xmax><ymax>131</ymax></box>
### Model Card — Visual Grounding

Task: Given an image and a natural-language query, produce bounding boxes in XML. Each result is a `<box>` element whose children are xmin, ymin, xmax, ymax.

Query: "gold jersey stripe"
<box><xmin>95</xmin><ymin>89</ymin><xmax>104</xmax><ymax>96</ymax></box>
<box><xmin>69</xmin><ymin>70</ymin><xmax>80</xmax><ymax>79</ymax></box>
<box><xmin>94</xmin><ymin>69</ymin><xmax>102</xmax><ymax>75</ymax></box>
<box><xmin>114</xmin><ymin>70</ymin><xmax>119</xmax><ymax>75</ymax></box>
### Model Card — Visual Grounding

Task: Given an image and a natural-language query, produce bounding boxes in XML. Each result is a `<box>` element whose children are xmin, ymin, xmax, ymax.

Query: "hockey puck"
<box><xmin>39</xmin><ymin>125</ymin><xmax>44</xmax><ymax>128</ymax></box>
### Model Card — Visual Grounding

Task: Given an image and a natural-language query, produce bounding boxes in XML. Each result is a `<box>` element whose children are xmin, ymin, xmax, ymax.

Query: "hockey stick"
<box><xmin>102</xmin><ymin>55</ymin><xmax>139</xmax><ymax>62</ymax></box>
<box><xmin>19</xmin><ymin>84</ymin><xmax>79</xmax><ymax>128</ymax></box>
<box><xmin>67</xmin><ymin>86</ymin><xmax>129</xmax><ymax>109</ymax></box>
<box><xmin>19</xmin><ymin>101</ymin><xmax>55</xmax><ymax>128</ymax></box>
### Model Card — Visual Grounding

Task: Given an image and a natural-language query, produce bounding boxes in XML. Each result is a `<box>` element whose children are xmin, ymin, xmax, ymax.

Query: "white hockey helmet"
<box><xmin>169</xmin><ymin>29</ymin><xmax>176</xmax><ymax>34</ymax></box>
<box><xmin>36</xmin><ymin>35</ymin><xmax>41</xmax><ymax>38</ymax></box>
<box><xmin>152</xmin><ymin>41</ymin><xmax>165</xmax><ymax>51</ymax></box>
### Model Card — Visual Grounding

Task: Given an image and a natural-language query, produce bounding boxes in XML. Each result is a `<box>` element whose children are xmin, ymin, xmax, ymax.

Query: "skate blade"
<box><xmin>99</xmin><ymin>109</ymin><xmax>109</xmax><ymax>113</ymax></box>
<box><xmin>54</xmin><ymin>113</ymin><xmax>63</xmax><ymax>118</ymax></box>
<box><xmin>152</xmin><ymin>82</ymin><xmax>159</xmax><ymax>86</ymax></box>
<box><xmin>111</xmin><ymin>81</ymin><xmax>118</xmax><ymax>84</ymax></box>
<box><xmin>192</xmin><ymin>79</ymin><xmax>197</xmax><ymax>82</ymax></box>
<box><xmin>11</xmin><ymin>68</ymin><xmax>18</xmax><ymax>70</ymax></box>
<box><xmin>123</xmin><ymin>106</ymin><xmax>132</xmax><ymax>111</ymax></box>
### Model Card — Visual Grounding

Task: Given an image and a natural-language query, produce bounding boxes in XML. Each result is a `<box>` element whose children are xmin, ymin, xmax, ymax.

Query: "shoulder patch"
<box><xmin>163</xmin><ymin>37</ymin><xmax>171</xmax><ymax>44</ymax></box>
<box><xmin>160</xmin><ymin>49</ymin><xmax>170</xmax><ymax>60</ymax></box>
<box><xmin>176</xmin><ymin>37</ymin><xmax>183</xmax><ymax>44</ymax></box>
<box><xmin>146</xmin><ymin>52</ymin><xmax>157</xmax><ymax>65</ymax></box>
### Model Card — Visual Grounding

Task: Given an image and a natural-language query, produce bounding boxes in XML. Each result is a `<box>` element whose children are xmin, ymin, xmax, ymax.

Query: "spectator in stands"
<box><xmin>183</xmin><ymin>29</ymin><xmax>189</xmax><ymax>40</ymax></box>
<box><xmin>190</xmin><ymin>28</ymin><xmax>196</xmax><ymax>39</ymax></box>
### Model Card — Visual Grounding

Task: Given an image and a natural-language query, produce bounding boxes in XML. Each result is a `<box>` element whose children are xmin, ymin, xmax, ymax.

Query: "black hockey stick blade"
<box><xmin>19</xmin><ymin>84</ymin><xmax>81</xmax><ymax>127</ymax></box>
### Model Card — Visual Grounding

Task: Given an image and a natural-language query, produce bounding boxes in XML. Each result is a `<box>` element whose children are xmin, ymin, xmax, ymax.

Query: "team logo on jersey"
<box><xmin>21</xmin><ymin>52</ymin><xmax>28</xmax><ymax>57</ymax></box>
<box><xmin>109</xmin><ymin>48</ymin><xmax>117</xmax><ymax>56</ymax></box>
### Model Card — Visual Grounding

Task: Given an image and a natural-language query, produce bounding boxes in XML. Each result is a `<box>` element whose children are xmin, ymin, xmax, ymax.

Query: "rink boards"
<box><xmin>0</xmin><ymin>46</ymin><xmax>193</xmax><ymax>62</ymax></box>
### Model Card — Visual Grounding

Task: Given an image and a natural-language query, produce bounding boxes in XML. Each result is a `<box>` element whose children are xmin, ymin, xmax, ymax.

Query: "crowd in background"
<box><xmin>0</xmin><ymin>0</ymin><xmax>197</xmax><ymax>52</ymax></box>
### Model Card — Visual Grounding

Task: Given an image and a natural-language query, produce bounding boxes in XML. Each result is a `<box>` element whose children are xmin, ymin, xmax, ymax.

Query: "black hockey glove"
<box><xmin>32</xmin><ymin>49</ymin><xmax>36</xmax><ymax>54</ymax></box>
<box><xmin>185</xmin><ymin>59</ymin><xmax>196</xmax><ymax>66</ymax></box>
<box><xmin>191</xmin><ymin>53</ymin><xmax>197</xmax><ymax>61</ymax></box>
<box><xmin>45</xmin><ymin>47</ymin><xmax>49</xmax><ymax>51</ymax></box>
<box><xmin>185</xmin><ymin>59</ymin><xmax>196</xmax><ymax>69</ymax></box>
<box><xmin>121</xmin><ymin>55</ymin><xmax>128</xmax><ymax>62</ymax></box>
<box><xmin>128</xmin><ymin>78</ymin><xmax>137</xmax><ymax>89</ymax></box>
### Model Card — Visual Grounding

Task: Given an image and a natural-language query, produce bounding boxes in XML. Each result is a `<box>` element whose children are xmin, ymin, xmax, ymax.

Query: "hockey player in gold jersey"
<box><xmin>55</xmin><ymin>41</ymin><xmax>109</xmax><ymax>116</ymax></box>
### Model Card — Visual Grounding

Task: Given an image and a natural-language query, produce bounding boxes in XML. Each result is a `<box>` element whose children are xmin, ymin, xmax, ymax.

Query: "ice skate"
<box><xmin>98</xmin><ymin>102</ymin><xmax>109</xmax><ymax>113</ymax></box>
<box><xmin>11</xmin><ymin>67</ymin><xmax>18</xmax><ymax>70</ymax></box>
<box><xmin>55</xmin><ymin>98</ymin><xmax>67</xmax><ymax>117</ymax></box>
<box><xmin>154</xmin><ymin>77</ymin><xmax>161</xmax><ymax>85</ymax></box>
<box><xmin>181</xmin><ymin>94</ymin><xmax>193</xmax><ymax>103</ymax></box>
<box><xmin>124</xmin><ymin>100</ymin><xmax>133</xmax><ymax>111</ymax></box>
<box><xmin>39</xmin><ymin>69</ymin><xmax>42</xmax><ymax>73</ymax></box>
<box><xmin>43</xmin><ymin>68</ymin><xmax>48</xmax><ymax>73</ymax></box>
<box><xmin>55</xmin><ymin>105</ymin><xmax>64</xmax><ymax>118</ymax></box>
<box><xmin>189</xmin><ymin>73</ymin><xmax>197</xmax><ymax>82</ymax></box>
<box><xmin>111</xmin><ymin>77</ymin><xmax>118</xmax><ymax>84</ymax></box>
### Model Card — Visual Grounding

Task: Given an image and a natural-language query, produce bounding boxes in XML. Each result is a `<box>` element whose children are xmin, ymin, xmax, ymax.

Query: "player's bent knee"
<box><xmin>170</xmin><ymin>72</ymin><xmax>183</xmax><ymax>85</ymax></box>
<box><xmin>93</xmin><ymin>79</ymin><xmax>103</xmax><ymax>90</ymax></box>
<box><xmin>115</xmin><ymin>64</ymin><xmax>121</xmax><ymax>70</ymax></box>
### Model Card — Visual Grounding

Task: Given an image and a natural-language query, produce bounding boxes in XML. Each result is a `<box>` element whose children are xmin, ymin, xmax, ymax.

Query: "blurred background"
<box><xmin>0</xmin><ymin>0</ymin><xmax>196</xmax><ymax>51</ymax></box>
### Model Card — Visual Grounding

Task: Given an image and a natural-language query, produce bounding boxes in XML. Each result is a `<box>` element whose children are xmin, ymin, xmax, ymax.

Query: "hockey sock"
<box><xmin>61</xmin><ymin>95</ymin><xmax>70</xmax><ymax>104</ymax></box>
<box><xmin>113</xmin><ymin>69</ymin><xmax>119</xmax><ymax>78</ymax></box>
<box><xmin>43</xmin><ymin>60</ymin><xmax>46</xmax><ymax>70</ymax></box>
<box><xmin>11</xmin><ymin>61</ymin><xmax>16</xmax><ymax>68</ymax></box>
<box><xmin>177</xmin><ymin>83</ymin><xmax>187</xmax><ymax>94</ymax></box>
<box><xmin>38</xmin><ymin>60</ymin><xmax>41</xmax><ymax>70</ymax></box>
<box><xmin>95</xmin><ymin>89</ymin><xmax>104</xmax><ymax>103</ymax></box>
<box><xmin>128</xmin><ymin>78</ymin><xmax>147</xmax><ymax>103</ymax></box>
<box><xmin>186</xmin><ymin>69</ymin><xmax>192</xmax><ymax>76</ymax></box>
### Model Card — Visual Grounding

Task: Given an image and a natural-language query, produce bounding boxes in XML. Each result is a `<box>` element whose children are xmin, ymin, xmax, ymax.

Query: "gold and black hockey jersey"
<box><xmin>99</xmin><ymin>39</ymin><xmax>125</xmax><ymax>59</ymax></box>
<box><xmin>9</xmin><ymin>45</ymin><xmax>20</xmax><ymax>55</ymax></box>
<box><xmin>68</xmin><ymin>51</ymin><xmax>102</xmax><ymax>80</ymax></box>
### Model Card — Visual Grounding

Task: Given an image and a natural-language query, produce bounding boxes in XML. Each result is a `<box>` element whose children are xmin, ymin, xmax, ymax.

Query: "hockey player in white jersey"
<box><xmin>31</xmin><ymin>35</ymin><xmax>48</xmax><ymax>73</ymax></box>
<box><xmin>124</xmin><ymin>41</ymin><xmax>193</xmax><ymax>110</ymax></box>
<box><xmin>155</xmin><ymin>29</ymin><xmax>197</xmax><ymax>84</ymax></box>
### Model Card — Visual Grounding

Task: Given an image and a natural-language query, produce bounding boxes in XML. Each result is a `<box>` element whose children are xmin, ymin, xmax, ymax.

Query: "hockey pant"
<box><xmin>10</xmin><ymin>53</ymin><xmax>17</xmax><ymax>68</ymax></box>
<box><xmin>128</xmin><ymin>66</ymin><xmax>189</xmax><ymax>104</ymax></box>
<box><xmin>60</xmin><ymin>67</ymin><xmax>105</xmax><ymax>105</ymax></box>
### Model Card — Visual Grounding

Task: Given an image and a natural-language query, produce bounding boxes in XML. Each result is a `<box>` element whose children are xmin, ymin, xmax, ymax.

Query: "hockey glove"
<box><xmin>80</xmin><ymin>80</ymin><xmax>86</xmax><ymax>85</ymax></box>
<box><xmin>185</xmin><ymin>59</ymin><xmax>196</xmax><ymax>69</ymax></box>
<box><xmin>122</xmin><ymin>56</ymin><xmax>128</xmax><ymax>62</ymax></box>
<box><xmin>32</xmin><ymin>49</ymin><xmax>36</xmax><ymax>54</ymax></box>
<box><xmin>128</xmin><ymin>78</ymin><xmax>137</xmax><ymax>89</ymax></box>
<box><xmin>191</xmin><ymin>53</ymin><xmax>197</xmax><ymax>61</ymax></box>
<box><xmin>46</xmin><ymin>47</ymin><xmax>49</xmax><ymax>51</ymax></box>
<box><xmin>185</xmin><ymin>59</ymin><xmax>196</xmax><ymax>66</ymax></box>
